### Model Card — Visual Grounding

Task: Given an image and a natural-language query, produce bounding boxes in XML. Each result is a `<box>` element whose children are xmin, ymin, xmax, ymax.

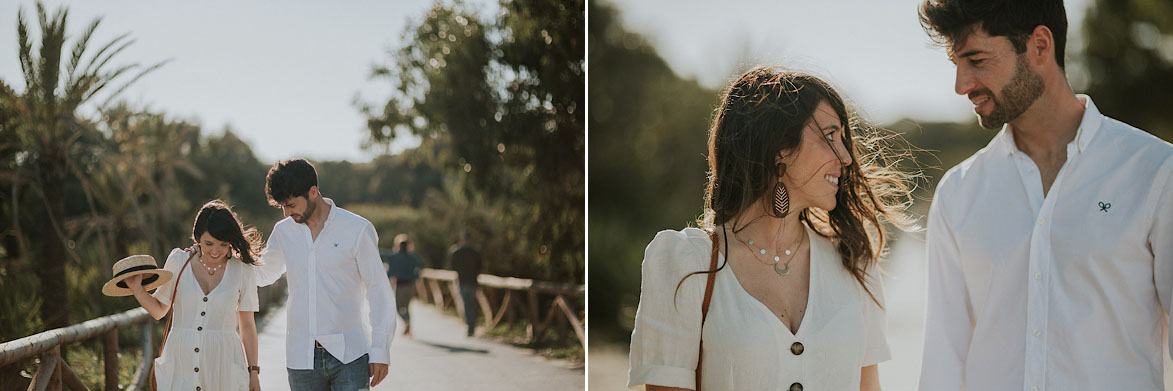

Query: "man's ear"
<box><xmin>1028</xmin><ymin>25</ymin><xmax>1055</xmax><ymax>67</ymax></box>
<box><xmin>308</xmin><ymin>185</ymin><xmax>320</xmax><ymax>200</ymax></box>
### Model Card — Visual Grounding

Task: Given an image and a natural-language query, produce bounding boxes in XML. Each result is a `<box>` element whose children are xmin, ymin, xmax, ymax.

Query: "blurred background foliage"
<box><xmin>588</xmin><ymin>0</ymin><xmax>1173</xmax><ymax>344</ymax></box>
<box><xmin>0</xmin><ymin>0</ymin><xmax>582</xmax><ymax>387</ymax></box>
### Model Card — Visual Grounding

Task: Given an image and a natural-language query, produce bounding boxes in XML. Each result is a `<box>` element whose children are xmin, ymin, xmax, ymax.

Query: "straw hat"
<box><xmin>102</xmin><ymin>255</ymin><xmax>173</xmax><ymax>297</ymax></box>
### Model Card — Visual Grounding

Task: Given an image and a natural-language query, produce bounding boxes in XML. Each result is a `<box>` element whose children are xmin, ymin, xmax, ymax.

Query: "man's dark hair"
<box><xmin>266</xmin><ymin>158</ymin><xmax>318</xmax><ymax>206</ymax></box>
<box><xmin>919</xmin><ymin>0</ymin><xmax>1068</xmax><ymax>69</ymax></box>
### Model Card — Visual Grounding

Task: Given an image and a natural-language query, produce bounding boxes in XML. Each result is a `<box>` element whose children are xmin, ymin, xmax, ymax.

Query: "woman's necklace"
<box><xmin>733</xmin><ymin>227</ymin><xmax>804</xmax><ymax>276</ymax></box>
<box><xmin>198</xmin><ymin>256</ymin><xmax>225</xmax><ymax>275</ymax></box>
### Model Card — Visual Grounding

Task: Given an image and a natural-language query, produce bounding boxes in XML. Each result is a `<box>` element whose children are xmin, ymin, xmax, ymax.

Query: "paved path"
<box><xmin>258</xmin><ymin>300</ymin><xmax>584</xmax><ymax>390</ymax></box>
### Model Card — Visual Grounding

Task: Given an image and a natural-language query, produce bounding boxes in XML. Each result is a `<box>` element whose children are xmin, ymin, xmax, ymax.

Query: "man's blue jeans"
<box><xmin>460</xmin><ymin>284</ymin><xmax>478</xmax><ymax>336</ymax></box>
<box><xmin>288</xmin><ymin>347</ymin><xmax>369</xmax><ymax>391</ymax></box>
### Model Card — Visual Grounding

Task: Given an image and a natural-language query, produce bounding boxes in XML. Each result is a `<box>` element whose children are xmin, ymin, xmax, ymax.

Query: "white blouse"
<box><xmin>628</xmin><ymin>227</ymin><xmax>890</xmax><ymax>390</ymax></box>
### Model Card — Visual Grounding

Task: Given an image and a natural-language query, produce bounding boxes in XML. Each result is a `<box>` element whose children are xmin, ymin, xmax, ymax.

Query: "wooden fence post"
<box><xmin>104</xmin><ymin>329</ymin><xmax>118</xmax><ymax>391</ymax></box>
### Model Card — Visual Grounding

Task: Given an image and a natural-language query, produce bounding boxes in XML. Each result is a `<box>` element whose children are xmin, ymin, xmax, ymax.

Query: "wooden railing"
<box><xmin>0</xmin><ymin>277</ymin><xmax>286</xmax><ymax>391</ymax></box>
<box><xmin>0</xmin><ymin>308</ymin><xmax>156</xmax><ymax>391</ymax></box>
<box><xmin>414</xmin><ymin>268</ymin><xmax>585</xmax><ymax>350</ymax></box>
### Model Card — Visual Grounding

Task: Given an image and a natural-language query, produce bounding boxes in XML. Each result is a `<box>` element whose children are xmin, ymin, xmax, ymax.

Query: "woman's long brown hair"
<box><xmin>192</xmin><ymin>199</ymin><xmax>264</xmax><ymax>265</ymax></box>
<box><xmin>678</xmin><ymin>66</ymin><xmax>919</xmax><ymax>307</ymax></box>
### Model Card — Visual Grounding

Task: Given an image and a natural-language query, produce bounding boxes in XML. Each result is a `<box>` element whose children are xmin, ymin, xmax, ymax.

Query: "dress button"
<box><xmin>789</xmin><ymin>382</ymin><xmax>803</xmax><ymax>391</ymax></box>
<box><xmin>197</xmin><ymin>327</ymin><xmax>203</xmax><ymax>331</ymax></box>
<box><xmin>790</xmin><ymin>342</ymin><xmax>804</xmax><ymax>355</ymax></box>
<box><xmin>203</xmin><ymin>297</ymin><xmax>208</xmax><ymax>302</ymax></box>
<box><xmin>194</xmin><ymin>367</ymin><xmax>199</xmax><ymax>372</ymax></box>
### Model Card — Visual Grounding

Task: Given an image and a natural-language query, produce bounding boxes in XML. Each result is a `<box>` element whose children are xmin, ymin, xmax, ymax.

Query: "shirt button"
<box><xmin>1031</xmin><ymin>387</ymin><xmax>1038</xmax><ymax>391</ymax></box>
<box><xmin>200</xmin><ymin>311</ymin><xmax>206</xmax><ymax>316</ymax></box>
<box><xmin>789</xmin><ymin>382</ymin><xmax>803</xmax><ymax>391</ymax></box>
<box><xmin>1034</xmin><ymin>273</ymin><xmax>1042</xmax><ymax>280</ymax></box>
<box><xmin>194</xmin><ymin>367</ymin><xmax>199</xmax><ymax>372</ymax></box>
<box><xmin>203</xmin><ymin>297</ymin><xmax>208</xmax><ymax>302</ymax></box>
<box><xmin>194</xmin><ymin>347</ymin><xmax>199</xmax><ymax>353</ymax></box>
<box><xmin>1037</xmin><ymin>218</ymin><xmax>1044</xmax><ymax>225</ymax></box>
<box><xmin>196</xmin><ymin>387</ymin><xmax>201</xmax><ymax>391</ymax></box>
<box><xmin>1033</xmin><ymin>329</ymin><xmax>1041</xmax><ymax>337</ymax></box>
<box><xmin>790</xmin><ymin>342</ymin><xmax>804</xmax><ymax>355</ymax></box>
<box><xmin>197</xmin><ymin>327</ymin><xmax>203</xmax><ymax>331</ymax></box>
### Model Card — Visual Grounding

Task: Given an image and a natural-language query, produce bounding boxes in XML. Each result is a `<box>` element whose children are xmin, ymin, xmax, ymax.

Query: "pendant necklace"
<box><xmin>198</xmin><ymin>256</ymin><xmax>224</xmax><ymax>275</ymax></box>
<box><xmin>733</xmin><ymin>227</ymin><xmax>804</xmax><ymax>276</ymax></box>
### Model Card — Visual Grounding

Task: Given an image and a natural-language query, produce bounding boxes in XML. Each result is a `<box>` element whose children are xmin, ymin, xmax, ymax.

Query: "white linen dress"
<box><xmin>628</xmin><ymin>227</ymin><xmax>890</xmax><ymax>390</ymax></box>
<box><xmin>152</xmin><ymin>248</ymin><xmax>259</xmax><ymax>391</ymax></box>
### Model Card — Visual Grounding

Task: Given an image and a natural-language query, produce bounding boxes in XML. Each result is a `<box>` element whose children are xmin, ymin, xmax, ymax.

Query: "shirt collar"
<box><xmin>997</xmin><ymin>94</ymin><xmax>1104</xmax><ymax>156</ymax></box>
<box><xmin>323</xmin><ymin>197</ymin><xmax>337</xmax><ymax>222</ymax></box>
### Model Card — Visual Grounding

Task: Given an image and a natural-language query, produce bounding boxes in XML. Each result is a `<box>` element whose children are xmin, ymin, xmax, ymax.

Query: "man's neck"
<box><xmin>305</xmin><ymin>198</ymin><xmax>331</xmax><ymax>229</ymax></box>
<box><xmin>1007</xmin><ymin>87</ymin><xmax>1085</xmax><ymax>159</ymax></box>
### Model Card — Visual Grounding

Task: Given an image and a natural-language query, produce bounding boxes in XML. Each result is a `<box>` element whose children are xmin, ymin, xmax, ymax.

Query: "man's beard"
<box><xmin>293</xmin><ymin>197</ymin><xmax>317</xmax><ymax>224</ymax></box>
<box><xmin>976</xmin><ymin>55</ymin><xmax>1045</xmax><ymax>129</ymax></box>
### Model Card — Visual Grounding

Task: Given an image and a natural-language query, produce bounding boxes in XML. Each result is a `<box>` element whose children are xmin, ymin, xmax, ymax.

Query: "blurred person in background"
<box><xmin>627</xmin><ymin>66</ymin><xmax>918</xmax><ymax>391</ymax></box>
<box><xmin>918</xmin><ymin>1</ymin><xmax>1173</xmax><ymax>390</ymax></box>
<box><xmin>449</xmin><ymin>229</ymin><xmax>484</xmax><ymax>337</ymax></box>
<box><xmin>384</xmin><ymin>233</ymin><xmax>424</xmax><ymax>337</ymax></box>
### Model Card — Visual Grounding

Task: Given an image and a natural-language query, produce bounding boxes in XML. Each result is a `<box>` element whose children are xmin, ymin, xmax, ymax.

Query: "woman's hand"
<box><xmin>249</xmin><ymin>372</ymin><xmax>260</xmax><ymax>391</ymax></box>
<box><xmin>125</xmin><ymin>274</ymin><xmax>145</xmax><ymax>293</ymax></box>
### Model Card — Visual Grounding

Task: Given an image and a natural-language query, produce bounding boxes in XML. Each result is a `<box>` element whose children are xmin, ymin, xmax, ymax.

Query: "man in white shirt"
<box><xmin>917</xmin><ymin>1</ymin><xmax>1173</xmax><ymax>390</ymax></box>
<box><xmin>256</xmin><ymin>158</ymin><xmax>396</xmax><ymax>390</ymax></box>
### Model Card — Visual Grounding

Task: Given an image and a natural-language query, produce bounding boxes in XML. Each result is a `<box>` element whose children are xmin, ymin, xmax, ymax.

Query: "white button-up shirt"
<box><xmin>256</xmin><ymin>198</ymin><xmax>397</xmax><ymax>369</ymax></box>
<box><xmin>920</xmin><ymin>95</ymin><xmax>1173</xmax><ymax>390</ymax></box>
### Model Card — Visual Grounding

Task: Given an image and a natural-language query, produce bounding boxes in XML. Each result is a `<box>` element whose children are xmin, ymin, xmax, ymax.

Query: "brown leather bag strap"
<box><xmin>159</xmin><ymin>251</ymin><xmax>194</xmax><ymax>351</ymax></box>
<box><xmin>695</xmin><ymin>229</ymin><xmax>720</xmax><ymax>391</ymax></box>
<box><xmin>150</xmin><ymin>248</ymin><xmax>196</xmax><ymax>391</ymax></box>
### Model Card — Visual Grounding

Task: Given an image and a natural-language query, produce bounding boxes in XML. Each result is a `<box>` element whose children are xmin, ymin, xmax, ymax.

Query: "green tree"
<box><xmin>587</xmin><ymin>0</ymin><xmax>718</xmax><ymax>341</ymax></box>
<box><xmin>0</xmin><ymin>2</ymin><xmax>163</xmax><ymax>329</ymax></box>
<box><xmin>361</xmin><ymin>0</ymin><xmax>584</xmax><ymax>282</ymax></box>
<box><xmin>1078</xmin><ymin>0</ymin><xmax>1173</xmax><ymax>142</ymax></box>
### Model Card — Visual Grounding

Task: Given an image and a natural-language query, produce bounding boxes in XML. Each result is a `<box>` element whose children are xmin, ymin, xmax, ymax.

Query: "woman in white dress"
<box><xmin>628</xmin><ymin>66</ymin><xmax>917</xmax><ymax>391</ymax></box>
<box><xmin>124</xmin><ymin>200</ymin><xmax>264</xmax><ymax>391</ymax></box>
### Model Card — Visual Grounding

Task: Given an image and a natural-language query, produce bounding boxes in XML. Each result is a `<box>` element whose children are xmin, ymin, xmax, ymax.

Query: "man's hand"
<box><xmin>369</xmin><ymin>363</ymin><xmax>389</xmax><ymax>387</ymax></box>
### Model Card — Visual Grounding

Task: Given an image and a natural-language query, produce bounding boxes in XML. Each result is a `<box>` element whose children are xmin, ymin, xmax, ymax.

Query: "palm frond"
<box><xmin>98</xmin><ymin>59</ymin><xmax>171</xmax><ymax>110</ymax></box>
<box><xmin>65</xmin><ymin>18</ymin><xmax>100</xmax><ymax>89</ymax></box>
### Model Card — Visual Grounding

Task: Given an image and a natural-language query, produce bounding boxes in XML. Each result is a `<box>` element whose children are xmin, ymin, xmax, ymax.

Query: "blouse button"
<box><xmin>789</xmin><ymin>382</ymin><xmax>803</xmax><ymax>391</ymax></box>
<box><xmin>790</xmin><ymin>342</ymin><xmax>804</xmax><ymax>355</ymax></box>
<box><xmin>203</xmin><ymin>297</ymin><xmax>208</xmax><ymax>302</ymax></box>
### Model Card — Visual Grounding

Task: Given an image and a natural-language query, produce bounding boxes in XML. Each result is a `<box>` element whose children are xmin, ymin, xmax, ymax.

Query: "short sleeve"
<box><xmin>627</xmin><ymin>228</ymin><xmax>712</xmax><ymax>390</ymax></box>
<box><xmin>860</xmin><ymin>265</ymin><xmax>892</xmax><ymax>366</ymax></box>
<box><xmin>152</xmin><ymin>248</ymin><xmax>191</xmax><ymax>304</ymax></box>
<box><xmin>238</xmin><ymin>261</ymin><xmax>260</xmax><ymax>312</ymax></box>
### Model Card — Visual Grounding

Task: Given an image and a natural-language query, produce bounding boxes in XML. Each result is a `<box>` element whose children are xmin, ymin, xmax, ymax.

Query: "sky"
<box><xmin>0</xmin><ymin>0</ymin><xmax>495</xmax><ymax>164</ymax></box>
<box><xmin>1</xmin><ymin>1</ymin><xmax>1096</xmax><ymax>163</ymax></box>
<box><xmin>605</xmin><ymin>0</ymin><xmax>1093</xmax><ymax>125</ymax></box>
